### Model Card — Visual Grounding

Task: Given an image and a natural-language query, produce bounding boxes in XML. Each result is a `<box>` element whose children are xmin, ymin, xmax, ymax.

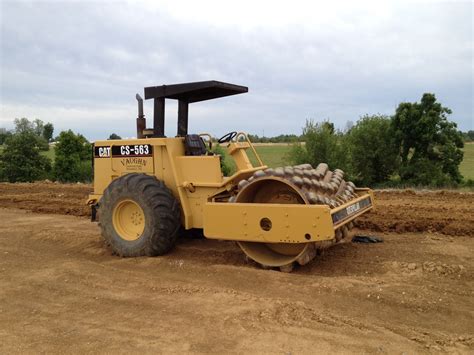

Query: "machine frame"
<box><xmin>87</xmin><ymin>80</ymin><xmax>374</xmax><ymax>265</ymax></box>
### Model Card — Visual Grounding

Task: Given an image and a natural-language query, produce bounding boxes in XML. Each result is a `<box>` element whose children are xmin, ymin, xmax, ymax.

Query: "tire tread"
<box><xmin>99</xmin><ymin>173</ymin><xmax>181</xmax><ymax>257</ymax></box>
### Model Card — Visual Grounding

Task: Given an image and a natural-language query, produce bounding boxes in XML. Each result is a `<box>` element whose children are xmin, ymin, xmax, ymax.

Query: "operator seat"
<box><xmin>184</xmin><ymin>134</ymin><xmax>208</xmax><ymax>156</ymax></box>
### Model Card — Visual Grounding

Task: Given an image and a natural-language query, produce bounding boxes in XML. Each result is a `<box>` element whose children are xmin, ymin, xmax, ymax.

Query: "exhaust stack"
<box><xmin>136</xmin><ymin>94</ymin><xmax>146</xmax><ymax>139</ymax></box>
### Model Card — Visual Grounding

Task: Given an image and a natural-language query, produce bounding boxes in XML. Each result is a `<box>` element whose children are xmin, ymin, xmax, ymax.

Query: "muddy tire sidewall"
<box><xmin>99</xmin><ymin>174</ymin><xmax>181</xmax><ymax>257</ymax></box>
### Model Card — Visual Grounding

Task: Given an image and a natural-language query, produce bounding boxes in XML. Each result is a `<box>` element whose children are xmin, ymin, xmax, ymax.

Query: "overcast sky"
<box><xmin>1</xmin><ymin>0</ymin><xmax>472</xmax><ymax>140</ymax></box>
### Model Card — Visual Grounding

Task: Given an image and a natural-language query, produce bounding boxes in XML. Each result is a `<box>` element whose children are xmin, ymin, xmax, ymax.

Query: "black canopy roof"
<box><xmin>144</xmin><ymin>80</ymin><xmax>248</xmax><ymax>103</ymax></box>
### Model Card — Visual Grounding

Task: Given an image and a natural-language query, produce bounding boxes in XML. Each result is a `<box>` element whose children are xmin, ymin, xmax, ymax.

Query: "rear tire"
<box><xmin>99</xmin><ymin>174</ymin><xmax>181</xmax><ymax>257</ymax></box>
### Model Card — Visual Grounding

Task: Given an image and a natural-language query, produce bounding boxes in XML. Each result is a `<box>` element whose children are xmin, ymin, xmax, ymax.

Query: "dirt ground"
<box><xmin>0</xmin><ymin>183</ymin><xmax>473</xmax><ymax>353</ymax></box>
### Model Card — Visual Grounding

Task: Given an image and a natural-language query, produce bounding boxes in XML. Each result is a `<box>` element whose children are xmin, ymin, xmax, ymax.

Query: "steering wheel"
<box><xmin>217</xmin><ymin>131</ymin><xmax>237</xmax><ymax>144</ymax></box>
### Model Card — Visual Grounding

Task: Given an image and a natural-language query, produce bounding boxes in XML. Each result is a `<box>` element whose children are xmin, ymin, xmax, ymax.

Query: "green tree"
<box><xmin>53</xmin><ymin>130</ymin><xmax>92</xmax><ymax>182</ymax></box>
<box><xmin>13</xmin><ymin>118</ymin><xmax>49</xmax><ymax>150</ymax></box>
<box><xmin>288</xmin><ymin>119</ymin><xmax>348</xmax><ymax>172</ymax></box>
<box><xmin>0</xmin><ymin>128</ymin><xmax>13</xmax><ymax>145</ymax></box>
<box><xmin>14</xmin><ymin>117</ymin><xmax>35</xmax><ymax>134</ymax></box>
<box><xmin>0</xmin><ymin>131</ymin><xmax>52</xmax><ymax>182</ymax></box>
<box><xmin>392</xmin><ymin>93</ymin><xmax>464</xmax><ymax>185</ymax></box>
<box><xmin>463</xmin><ymin>130</ymin><xmax>474</xmax><ymax>142</ymax></box>
<box><xmin>33</xmin><ymin>119</ymin><xmax>44</xmax><ymax>137</ymax></box>
<box><xmin>108</xmin><ymin>133</ymin><xmax>122</xmax><ymax>140</ymax></box>
<box><xmin>346</xmin><ymin>115</ymin><xmax>399</xmax><ymax>186</ymax></box>
<box><xmin>43</xmin><ymin>123</ymin><xmax>54</xmax><ymax>142</ymax></box>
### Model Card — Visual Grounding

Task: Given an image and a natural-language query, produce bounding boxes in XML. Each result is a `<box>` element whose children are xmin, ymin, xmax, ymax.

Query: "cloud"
<box><xmin>1</xmin><ymin>0</ymin><xmax>472</xmax><ymax>140</ymax></box>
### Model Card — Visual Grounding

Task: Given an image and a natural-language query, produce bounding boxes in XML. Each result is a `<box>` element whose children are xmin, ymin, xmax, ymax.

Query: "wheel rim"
<box><xmin>235</xmin><ymin>177</ymin><xmax>310</xmax><ymax>267</ymax></box>
<box><xmin>112</xmin><ymin>199</ymin><xmax>145</xmax><ymax>241</ymax></box>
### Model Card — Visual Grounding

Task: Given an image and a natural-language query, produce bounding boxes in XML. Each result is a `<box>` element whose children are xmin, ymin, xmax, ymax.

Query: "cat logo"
<box><xmin>97</xmin><ymin>146</ymin><xmax>111</xmax><ymax>157</ymax></box>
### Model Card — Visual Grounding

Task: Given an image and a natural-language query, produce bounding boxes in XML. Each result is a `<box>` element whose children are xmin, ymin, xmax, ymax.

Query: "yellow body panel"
<box><xmin>176</xmin><ymin>156</ymin><xmax>222</xmax><ymax>184</ymax></box>
<box><xmin>228</xmin><ymin>142</ymin><xmax>254</xmax><ymax>170</ymax></box>
<box><xmin>203</xmin><ymin>190</ymin><xmax>373</xmax><ymax>243</ymax></box>
<box><xmin>203</xmin><ymin>202</ymin><xmax>335</xmax><ymax>243</ymax></box>
<box><xmin>89</xmin><ymin>136</ymin><xmax>267</xmax><ymax>230</ymax></box>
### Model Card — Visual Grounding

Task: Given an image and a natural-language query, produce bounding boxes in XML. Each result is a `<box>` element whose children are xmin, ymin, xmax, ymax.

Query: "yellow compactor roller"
<box><xmin>87</xmin><ymin>81</ymin><xmax>374</xmax><ymax>271</ymax></box>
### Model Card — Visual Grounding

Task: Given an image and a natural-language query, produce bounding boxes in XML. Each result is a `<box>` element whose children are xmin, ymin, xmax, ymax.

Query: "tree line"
<box><xmin>0</xmin><ymin>119</ymin><xmax>92</xmax><ymax>183</ymax></box>
<box><xmin>0</xmin><ymin>119</ymin><xmax>128</xmax><ymax>183</ymax></box>
<box><xmin>463</xmin><ymin>131</ymin><xmax>474</xmax><ymax>142</ymax></box>
<box><xmin>247</xmin><ymin>134</ymin><xmax>301</xmax><ymax>143</ymax></box>
<box><xmin>0</xmin><ymin>93</ymin><xmax>470</xmax><ymax>187</ymax></box>
<box><xmin>288</xmin><ymin>93</ymin><xmax>468</xmax><ymax>187</ymax></box>
<box><xmin>248</xmin><ymin>125</ymin><xmax>472</xmax><ymax>146</ymax></box>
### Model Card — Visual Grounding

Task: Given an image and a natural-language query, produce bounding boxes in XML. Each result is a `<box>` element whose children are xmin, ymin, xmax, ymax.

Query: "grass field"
<box><xmin>41</xmin><ymin>148</ymin><xmax>55</xmax><ymax>160</ymax></box>
<box><xmin>460</xmin><ymin>143</ymin><xmax>474</xmax><ymax>180</ymax></box>
<box><xmin>221</xmin><ymin>144</ymin><xmax>293</xmax><ymax>174</ymax></box>
<box><xmin>251</xmin><ymin>145</ymin><xmax>292</xmax><ymax>167</ymax></box>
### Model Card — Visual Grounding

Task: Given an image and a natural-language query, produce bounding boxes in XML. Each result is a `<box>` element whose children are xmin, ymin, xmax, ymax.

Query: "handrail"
<box><xmin>235</xmin><ymin>132</ymin><xmax>265</xmax><ymax>167</ymax></box>
<box><xmin>198</xmin><ymin>133</ymin><xmax>213</xmax><ymax>151</ymax></box>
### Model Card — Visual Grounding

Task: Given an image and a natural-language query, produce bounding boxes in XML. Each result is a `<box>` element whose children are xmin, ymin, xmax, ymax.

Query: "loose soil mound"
<box><xmin>1</xmin><ymin>182</ymin><xmax>472</xmax><ymax>236</ymax></box>
<box><xmin>356</xmin><ymin>189</ymin><xmax>474</xmax><ymax>236</ymax></box>
<box><xmin>0</xmin><ymin>182</ymin><xmax>92</xmax><ymax>216</ymax></box>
